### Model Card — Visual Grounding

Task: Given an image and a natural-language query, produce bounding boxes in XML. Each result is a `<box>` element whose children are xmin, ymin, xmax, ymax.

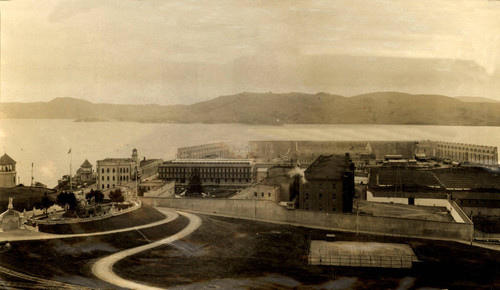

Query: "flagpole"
<box><xmin>70</xmin><ymin>149</ymin><xmax>73</xmax><ymax>192</ymax></box>
<box><xmin>31</xmin><ymin>162</ymin><xmax>34</xmax><ymax>187</ymax></box>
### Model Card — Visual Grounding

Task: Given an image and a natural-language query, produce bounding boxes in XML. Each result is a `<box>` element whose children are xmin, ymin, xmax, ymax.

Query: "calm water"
<box><xmin>1</xmin><ymin>119</ymin><xmax>500</xmax><ymax>187</ymax></box>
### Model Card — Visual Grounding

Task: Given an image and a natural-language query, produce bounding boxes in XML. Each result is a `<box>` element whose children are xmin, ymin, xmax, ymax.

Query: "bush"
<box><xmin>109</xmin><ymin>188</ymin><xmax>125</xmax><ymax>203</ymax></box>
<box><xmin>86</xmin><ymin>189</ymin><xmax>104</xmax><ymax>203</ymax></box>
<box><xmin>56</xmin><ymin>192</ymin><xmax>77</xmax><ymax>209</ymax></box>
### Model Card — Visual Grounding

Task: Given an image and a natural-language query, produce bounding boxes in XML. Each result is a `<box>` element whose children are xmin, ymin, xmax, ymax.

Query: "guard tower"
<box><xmin>0</xmin><ymin>153</ymin><xmax>16</xmax><ymax>188</ymax></box>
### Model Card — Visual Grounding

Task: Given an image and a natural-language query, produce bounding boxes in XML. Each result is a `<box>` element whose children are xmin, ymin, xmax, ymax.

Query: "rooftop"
<box><xmin>163</xmin><ymin>159</ymin><xmax>253</xmax><ymax>165</ymax></box>
<box><xmin>304</xmin><ymin>155</ymin><xmax>350</xmax><ymax>180</ymax></box>
<box><xmin>98</xmin><ymin>158</ymin><xmax>135</xmax><ymax>163</ymax></box>
<box><xmin>0</xmin><ymin>153</ymin><xmax>16</xmax><ymax>165</ymax></box>
<box><xmin>80</xmin><ymin>159</ymin><xmax>92</xmax><ymax>168</ymax></box>
<box><xmin>140</xmin><ymin>159</ymin><xmax>161</xmax><ymax>166</ymax></box>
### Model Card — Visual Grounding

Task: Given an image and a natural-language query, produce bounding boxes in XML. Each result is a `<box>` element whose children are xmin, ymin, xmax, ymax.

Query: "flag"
<box><xmin>68</xmin><ymin>148</ymin><xmax>72</xmax><ymax>154</ymax></box>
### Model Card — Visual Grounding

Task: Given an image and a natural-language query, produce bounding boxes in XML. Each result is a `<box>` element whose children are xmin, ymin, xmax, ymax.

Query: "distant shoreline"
<box><xmin>1</xmin><ymin>117</ymin><xmax>500</xmax><ymax>127</ymax></box>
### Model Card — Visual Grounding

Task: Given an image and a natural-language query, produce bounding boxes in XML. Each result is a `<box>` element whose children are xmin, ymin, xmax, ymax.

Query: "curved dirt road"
<box><xmin>92</xmin><ymin>211</ymin><xmax>202</xmax><ymax>290</ymax></box>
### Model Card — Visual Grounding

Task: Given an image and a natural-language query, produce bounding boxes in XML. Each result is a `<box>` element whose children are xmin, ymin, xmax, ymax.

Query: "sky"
<box><xmin>1</xmin><ymin>0</ymin><xmax>500</xmax><ymax>105</ymax></box>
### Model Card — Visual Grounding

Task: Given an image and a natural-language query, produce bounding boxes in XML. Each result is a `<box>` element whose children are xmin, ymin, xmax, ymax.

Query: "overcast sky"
<box><xmin>1</xmin><ymin>0</ymin><xmax>500</xmax><ymax>105</ymax></box>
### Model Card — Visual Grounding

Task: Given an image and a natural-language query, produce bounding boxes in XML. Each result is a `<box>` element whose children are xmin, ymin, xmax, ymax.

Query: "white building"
<box><xmin>97</xmin><ymin>149</ymin><xmax>139</xmax><ymax>190</ymax></box>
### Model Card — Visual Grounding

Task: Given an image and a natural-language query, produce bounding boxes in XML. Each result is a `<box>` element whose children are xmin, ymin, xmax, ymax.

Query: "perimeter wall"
<box><xmin>141</xmin><ymin>197</ymin><xmax>473</xmax><ymax>242</ymax></box>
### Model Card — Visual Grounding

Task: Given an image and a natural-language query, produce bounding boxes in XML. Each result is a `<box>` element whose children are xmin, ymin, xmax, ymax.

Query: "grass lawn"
<box><xmin>0</xmin><ymin>186</ymin><xmax>57</xmax><ymax>212</ymax></box>
<box><xmin>38</xmin><ymin>206</ymin><xmax>166</xmax><ymax>234</ymax></box>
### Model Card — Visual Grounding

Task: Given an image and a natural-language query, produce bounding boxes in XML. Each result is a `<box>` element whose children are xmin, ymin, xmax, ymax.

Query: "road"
<box><xmin>92</xmin><ymin>211</ymin><xmax>202</xmax><ymax>290</ymax></box>
<box><xmin>0</xmin><ymin>208</ymin><xmax>185</xmax><ymax>289</ymax></box>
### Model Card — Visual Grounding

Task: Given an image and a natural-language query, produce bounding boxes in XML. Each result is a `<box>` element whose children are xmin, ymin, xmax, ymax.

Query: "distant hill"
<box><xmin>2</xmin><ymin>92</ymin><xmax>500</xmax><ymax>126</ymax></box>
<box><xmin>455</xmin><ymin>96</ymin><xmax>499</xmax><ymax>103</ymax></box>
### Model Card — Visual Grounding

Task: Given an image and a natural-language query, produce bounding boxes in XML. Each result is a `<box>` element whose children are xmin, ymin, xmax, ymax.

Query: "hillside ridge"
<box><xmin>1</xmin><ymin>92</ymin><xmax>500</xmax><ymax>126</ymax></box>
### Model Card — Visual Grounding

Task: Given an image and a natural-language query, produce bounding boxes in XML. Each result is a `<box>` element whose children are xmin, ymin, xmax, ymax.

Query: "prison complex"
<box><xmin>158</xmin><ymin>159</ymin><xmax>254</xmax><ymax>186</ymax></box>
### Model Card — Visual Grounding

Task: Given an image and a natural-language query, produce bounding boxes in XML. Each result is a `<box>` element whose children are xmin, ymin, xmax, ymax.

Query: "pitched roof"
<box><xmin>0</xmin><ymin>154</ymin><xmax>16</xmax><ymax>165</ymax></box>
<box><xmin>304</xmin><ymin>155</ymin><xmax>349</xmax><ymax>180</ymax></box>
<box><xmin>81</xmin><ymin>159</ymin><xmax>92</xmax><ymax>168</ymax></box>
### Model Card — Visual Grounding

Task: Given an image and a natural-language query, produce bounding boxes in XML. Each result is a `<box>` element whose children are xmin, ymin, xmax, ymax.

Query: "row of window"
<box><xmin>181</xmin><ymin>147</ymin><xmax>228</xmax><ymax>153</ymax></box>
<box><xmin>159</xmin><ymin>167</ymin><xmax>251</xmax><ymax>173</ymax></box>
<box><xmin>254</xmin><ymin>192</ymin><xmax>272</xmax><ymax>197</ymax></box>
<box><xmin>303</xmin><ymin>205</ymin><xmax>336</xmax><ymax>211</ymax></box>
<box><xmin>163</xmin><ymin>178</ymin><xmax>249</xmax><ymax>183</ymax></box>
<box><xmin>304</xmin><ymin>193</ymin><xmax>336</xmax><ymax>200</ymax></box>
<box><xmin>0</xmin><ymin>165</ymin><xmax>14</xmax><ymax>172</ymax></box>
<box><xmin>437</xmin><ymin>145</ymin><xmax>494</xmax><ymax>153</ymax></box>
<box><xmin>101</xmin><ymin>175</ymin><xmax>129</xmax><ymax>182</ymax></box>
<box><xmin>100</xmin><ymin>167</ymin><xmax>131</xmax><ymax>174</ymax></box>
<box><xmin>304</xmin><ymin>183</ymin><xmax>337</xmax><ymax>189</ymax></box>
<box><xmin>160</xmin><ymin>173</ymin><xmax>251</xmax><ymax>178</ymax></box>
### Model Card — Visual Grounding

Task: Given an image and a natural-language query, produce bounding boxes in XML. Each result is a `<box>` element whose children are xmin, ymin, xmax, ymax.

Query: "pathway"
<box><xmin>92</xmin><ymin>211</ymin><xmax>202</xmax><ymax>290</ymax></box>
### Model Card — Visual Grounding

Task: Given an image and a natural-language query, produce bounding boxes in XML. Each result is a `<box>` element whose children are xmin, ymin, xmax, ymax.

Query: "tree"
<box><xmin>187</xmin><ymin>169</ymin><xmax>203</xmax><ymax>196</ymax></box>
<box><xmin>40</xmin><ymin>193</ymin><xmax>55</xmax><ymax>213</ymax></box>
<box><xmin>86</xmin><ymin>189</ymin><xmax>104</xmax><ymax>204</ymax></box>
<box><xmin>109</xmin><ymin>188</ymin><xmax>125</xmax><ymax>203</ymax></box>
<box><xmin>56</xmin><ymin>192</ymin><xmax>77</xmax><ymax>210</ymax></box>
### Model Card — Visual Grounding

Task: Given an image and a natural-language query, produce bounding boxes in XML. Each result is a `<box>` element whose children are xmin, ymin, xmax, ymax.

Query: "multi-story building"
<box><xmin>139</xmin><ymin>158</ymin><xmax>163</xmax><ymax>180</ymax></box>
<box><xmin>177</xmin><ymin>142</ymin><xmax>232</xmax><ymax>159</ymax></box>
<box><xmin>416</xmin><ymin>141</ymin><xmax>498</xmax><ymax>166</ymax></box>
<box><xmin>230</xmin><ymin>184</ymin><xmax>281</xmax><ymax>202</ymax></box>
<box><xmin>298</xmin><ymin>154</ymin><xmax>354</xmax><ymax>213</ymax></box>
<box><xmin>158</xmin><ymin>159</ymin><xmax>255</xmax><ymax>186</ymax></box>
<box><xmin>0</xmin><ymin>153</ymin><xmax>16</xmax><ymax>188</ymax></box>
<box><xmin>96</xmin><ymin>149</ymin><xmax>140</xmax><ymax>190</ymax></box>
<box><xmin>248</xmin><ymin>141</ymin><xmax>417</xmax><ymax>166</ymax></box>
<box><xmin>75</xmin><ymin>159</ymin><xmax>94</xmax><ymax>184</ymax></box>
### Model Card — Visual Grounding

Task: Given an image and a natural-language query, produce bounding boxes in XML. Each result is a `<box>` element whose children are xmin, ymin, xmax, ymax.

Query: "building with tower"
<box><xmin>0</xmin><ymin>153</ymin><xmax>17</xmax><ymax>188</ymax></box>
<box><xmin>96</xmin><ymin>149</ymin><xmax>162</xmax><ymax>191</ymax></box>
<box><xmin>75</xmin><ymin>159</ymin><xmax>95</xmax><ymax>184</ymax></box>
<box><xmin>96</xmin><ymin>149</ymin><xmax>140</xmax><ymax>190</ymax></box>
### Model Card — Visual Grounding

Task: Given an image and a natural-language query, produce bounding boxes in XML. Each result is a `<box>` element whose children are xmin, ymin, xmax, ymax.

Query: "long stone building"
<box><xmin>415</xmin><ymin>141</ymin><xmax>498</xmax><ymax>165</ymax></box>
<box><xmin>158</xmin><ymin>159</ymin><xmax>255</xmax><ymax>186</ymax></box>
<box><xmin>177</xmin><ymin>142</ymin><xmax>232</xmax><ymax>159</ymax></box>
<box><xmin>248</xmin><ymin>140</ymin><xmax>416</xmax><ymax>165</ymax></box>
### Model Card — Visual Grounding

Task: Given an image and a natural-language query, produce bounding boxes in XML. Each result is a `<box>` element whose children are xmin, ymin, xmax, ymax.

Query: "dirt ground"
<box><xmin>356</xmin><ymin>200</ymin><xmax>454</xmax><ymax>222</ymax></box>
<box><xmin>114</xmin><ymin>214</ymin><xmax>500</xmax><ymax>289</ymax></box>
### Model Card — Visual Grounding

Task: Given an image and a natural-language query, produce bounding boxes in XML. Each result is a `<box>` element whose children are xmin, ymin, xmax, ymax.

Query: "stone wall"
<box><xmin>142</xmin><ymin>197</ymin><xmax>473</xmax><ymax>242</ymax></box>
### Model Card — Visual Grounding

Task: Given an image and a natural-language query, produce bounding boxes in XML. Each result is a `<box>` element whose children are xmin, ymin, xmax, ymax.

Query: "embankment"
<box><xmin>141</xmin><ymin>198</ymin><xmax>473</xmax><ymax>242</ymax></box>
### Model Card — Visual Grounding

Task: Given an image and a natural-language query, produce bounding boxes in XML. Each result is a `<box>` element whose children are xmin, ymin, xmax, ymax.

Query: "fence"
<box><xmin>308</xmin><ymin>254</ymin><xmax>416</xmax><ymax>268</ymax></box>
<box><xmin>34</xmin><ymin>200</ymin><xmax>142</xmax><ymax>225</ymax></box>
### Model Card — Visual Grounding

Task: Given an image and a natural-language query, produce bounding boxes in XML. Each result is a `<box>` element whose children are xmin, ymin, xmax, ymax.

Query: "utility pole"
<box><xmin>70</xmin><ymin>149</ymin><xmax>73</xmax><ymax>192</ymax></box>
<box><xmin>31</xmin><ymin>162</ymin><xmax>34</xmax><ymax>187</ymax></box>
